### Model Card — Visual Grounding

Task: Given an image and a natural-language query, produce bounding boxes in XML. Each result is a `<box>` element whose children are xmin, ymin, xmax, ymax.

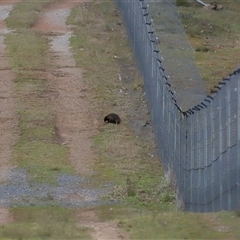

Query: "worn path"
<box><xmin>33</xmin><ymin>1</ymin><xmax>129</xmax><ymax>238</ymax></box>
<box><xmin>0</xmin><ymin>0</ymin><xmax>129</xmax><ymax>239</ymax></box>
<box><xmin>0</xmin><ymin>0</ymin><xmax>21</xmax><ymax>226</ymax></box>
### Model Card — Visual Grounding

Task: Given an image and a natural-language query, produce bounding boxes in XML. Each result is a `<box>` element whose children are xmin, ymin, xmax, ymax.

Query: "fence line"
<box><xmin>115</xmin><ymin>0</ymin><xmax>240</xmax><ymax>212</ymax></box>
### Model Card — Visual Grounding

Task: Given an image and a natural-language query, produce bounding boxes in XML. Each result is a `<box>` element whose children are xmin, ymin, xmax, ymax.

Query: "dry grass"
<box><xmin>178</xmin><ymin>0</ymin><xmax>240</xmax><ymax>91</ymax></box>
<box><xmin>68</xmin><ymin>1</ymin><xmax>175</xmax><ymax>208</ymax></box>
<box><xmin>0</xmin><ymin>207</ymin><xmax>91</xmax><ymax>239</ymax></box>
<box><xmin>2</xmin><ymin>0</ymin><xmax>240</xmax><ymax>239</ymax></box>
<box><xmin>67</xmin><ymin>1</ymin><xmax>240</xmax><ymax>239</ymax></box>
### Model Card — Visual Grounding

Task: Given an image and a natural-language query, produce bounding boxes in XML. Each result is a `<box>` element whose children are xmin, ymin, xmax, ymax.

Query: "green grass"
<box><xmin>2</xmin><ymin>0</ymin><xmax>240</xmax><ymax>239</ymax></box>
<box><xmin>67</xmin><ymin>0</ymin><xmax>175</xmax><ymax>207</ymax></box>
<box><xmin>2</xmin><ymin>1</ymin><xmax>93</xmax><ymax>239</ymax></box>
<box><xmin>178</xmin><ymin>0</ymin><xmax>240</xmax><ymax>90</ymax></box>
<box><xmin>67</xmin><ymin>1</ymin><xmax>240</xmax><ymax>239</ymax></box>
<box><xmin>5</xmin><ymin>1</ymin><xmax>75</xmax><ymax>184</ymax></box>
<box><xmin>66</xmin><ymin>0</ymin><xmax>172</xmax><ymax>211</ymax></box>
<box><xmin>119</xmin><ymin>212</ymin><xmax>234</xmax><ymax>239</ymax></box>
<box><xmin>0</xmin><ymin>207</ymin><xmax>91</xmax><ymax>240</ymax></box>
<box><xmin>5</xmin><ymin>30</ymin><xmax>50</xmax><ymax>71</ymax></box>
<box><xmin>6</xmin><ymin>0</ymin><xmax>57</xmax><ymax>29</ymax></box>
<box><xmin>14</xmin><ymin>140</ymin><xmax>71</xmax><ymax>183</ymax></box>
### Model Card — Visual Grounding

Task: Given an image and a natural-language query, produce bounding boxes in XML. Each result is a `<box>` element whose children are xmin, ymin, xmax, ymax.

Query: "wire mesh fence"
<box><xmin>115</xmin><ymin>0</ymin><xmax>240</xmax><ymax>212</ymax></box>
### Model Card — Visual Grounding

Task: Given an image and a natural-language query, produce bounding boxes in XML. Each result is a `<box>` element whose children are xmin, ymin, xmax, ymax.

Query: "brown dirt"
<box><xmin>32</xmin><ymin>0</ymin><xmax>129</xmax><ymax>239</ymax></box>
<box><xmin>76</xmin><ymin>208</ymin><xmax>129</xmax><ymax>240</ymax></box>
<box><xmin>0</xmin><ymin>0</ymin><xmax>20</xmax><ymax>225</ymax></box>
<box><xmin>33</xmin><ymin>0</ymin><xmax>98</xmax><ymax>177</ymax></box>
<box><xmin>0</xmin><ymin>208</ymin><xmax>12</xmax><ymax>225</ymax></box>
<box><xmin>0</xmin><ymin>0</ymin><xmax>130</xmax><ymax>237</ymax></box>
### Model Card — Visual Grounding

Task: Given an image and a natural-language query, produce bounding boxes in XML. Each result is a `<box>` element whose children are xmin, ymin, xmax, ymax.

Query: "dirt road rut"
<box><xmin>0</xmin><ymin>0</ymin><xmax>129</xmax><ymax>239</ymax></box>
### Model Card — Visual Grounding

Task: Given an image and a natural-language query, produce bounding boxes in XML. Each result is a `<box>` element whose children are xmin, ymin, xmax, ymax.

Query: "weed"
<box><xmin>126</xmin><ymin>178</ymin><xmax>137</xmax><ymax>197</ymax></box>
<box><xmin>195</xmin><ymin>46</ymin><xmax>210</xmax><ymax>52</ymax></box>
<box><xmin>236</xmin><ymin>209</ymin><xmax>240</xmax><ymax>217</ymax></box>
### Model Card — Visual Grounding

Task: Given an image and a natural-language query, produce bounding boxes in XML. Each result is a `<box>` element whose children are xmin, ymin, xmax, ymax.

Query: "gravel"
<box><xmin>0</xmin><ymin>168</ymin><xmax>117</xmax><ymax>207</ymax></box>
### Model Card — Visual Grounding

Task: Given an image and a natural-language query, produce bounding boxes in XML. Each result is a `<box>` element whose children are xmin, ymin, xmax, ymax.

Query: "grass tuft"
<box><xmin>6</xmin><ymin>0</ymin><xmax>57</xmax><ymax>29</ymax></box>
<box><xmin>0</xmin><ymin>207</ymin><xmax>91</xmax><ymax>239</ymax></box>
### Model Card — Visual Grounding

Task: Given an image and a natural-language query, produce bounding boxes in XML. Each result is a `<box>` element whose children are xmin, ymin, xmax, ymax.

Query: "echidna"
<box><xmin>104</xmin><ymin>113</ymin><xmax>121</xmax><ymax>124</ymax></box>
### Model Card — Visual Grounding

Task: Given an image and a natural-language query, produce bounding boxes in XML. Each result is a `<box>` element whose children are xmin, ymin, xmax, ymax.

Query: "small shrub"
<box><xmin>195</xmin><ymin>46</ymin><xmax>210</xmax><ymax>52</ymax></box>
<box><xmin>127</xmin><ymin>178</ymin><xmax>136</xmax><ymax>197</ymax></box>
<box><xmin>176</xmin><ymin>0</ymin><xmax>191</xmax><ymax>7</ymax></box>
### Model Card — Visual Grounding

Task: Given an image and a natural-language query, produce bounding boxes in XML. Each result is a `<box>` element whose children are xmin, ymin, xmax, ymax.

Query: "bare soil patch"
<box><xmin>0</xmin><ymin>208</ymin><xmax>12</xmax><ymax>226</ymax></box>
<box><xmin>77</xmin><ymin>208</ymin><xmax>129</xmax><ymax>240</ymax></box>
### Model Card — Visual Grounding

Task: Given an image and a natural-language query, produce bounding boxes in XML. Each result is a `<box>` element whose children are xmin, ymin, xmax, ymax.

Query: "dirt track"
<box><xmin>33</xmin><ymin>0</ymin><xmax>97</xmax><ymax>178</ymax></box>
<box><xmin>0</xmin><ymin>0</ymin><xmax>19</xmax><ymax>226</ymax></box>
<box><xmin>33</xmin><ymin>2</ymin><xmax>129</xmax><ymax>237</ymax></box>
<box><xmin>0</xmin><ymin>0</ymin><xmax>129</xmax><ymax>239</ymax></box>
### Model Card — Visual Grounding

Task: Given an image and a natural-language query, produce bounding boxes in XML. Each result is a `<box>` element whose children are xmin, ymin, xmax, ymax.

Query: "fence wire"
<box><xmin>115</xmin><ymin>0</ymin><xmax>240</xmax><ymax>212</ymax></box>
